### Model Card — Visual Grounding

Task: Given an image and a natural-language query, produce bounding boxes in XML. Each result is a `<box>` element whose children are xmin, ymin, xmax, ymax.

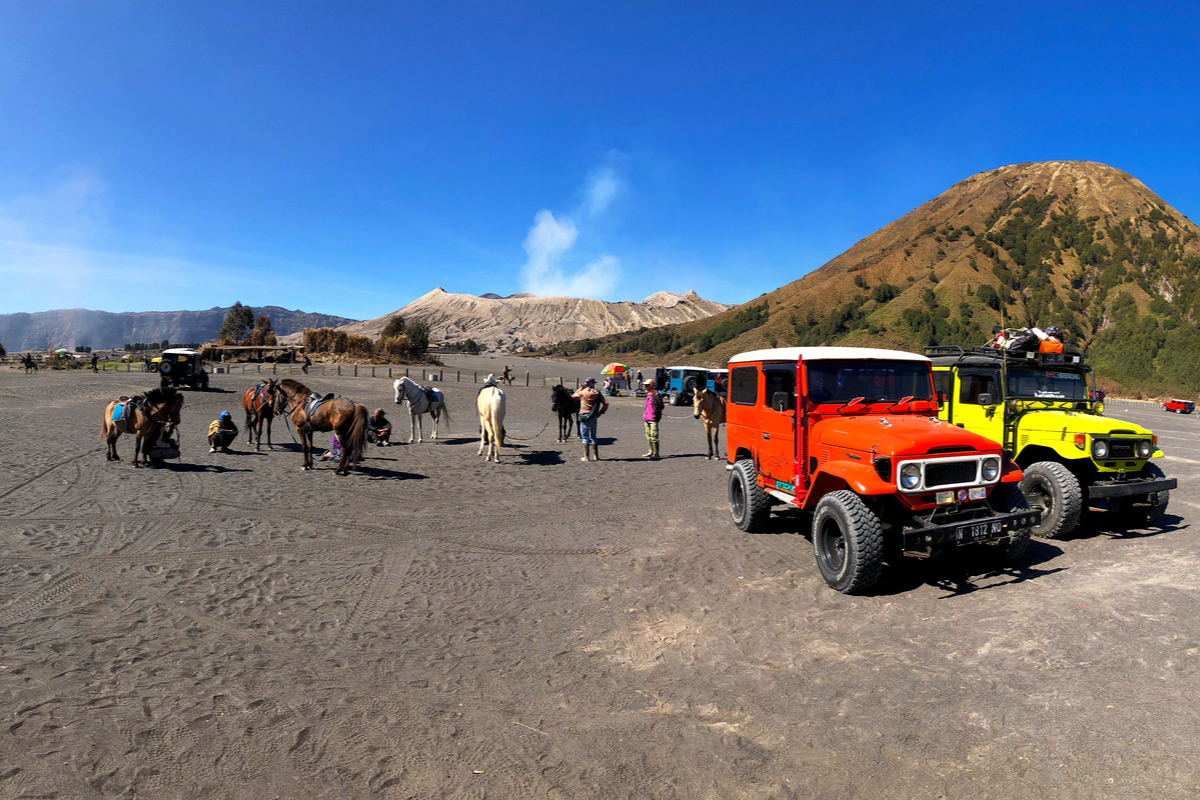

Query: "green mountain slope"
<box><xmin>552</xmin><ymin>161</ymin><xmax>1200</xmax><ymax>396</ymax></box>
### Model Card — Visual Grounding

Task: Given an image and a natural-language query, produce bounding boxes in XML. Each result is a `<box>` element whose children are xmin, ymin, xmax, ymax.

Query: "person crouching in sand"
<box><xmin>208</xmin><ymin>411</ymin><xmax>239</xmax><ymax>453</ymax></box>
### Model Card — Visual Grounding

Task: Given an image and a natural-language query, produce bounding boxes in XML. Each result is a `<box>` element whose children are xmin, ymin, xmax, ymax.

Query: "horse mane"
<box><xmin>142</xmin><ymin>386</ymin><xmax>177</xmax><ymax>406</ymax></box>
<box><xmin>279</xmin><ymin>378</ymin><xmax>310</xmax><ymax>396</ymax></box>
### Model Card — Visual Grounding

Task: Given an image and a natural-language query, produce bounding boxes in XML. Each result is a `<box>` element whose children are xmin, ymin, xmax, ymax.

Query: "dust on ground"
<box><xmin>0</xmin><ymin>365</ymin><xmax>1197</xmax><ymax>799</ymax></box>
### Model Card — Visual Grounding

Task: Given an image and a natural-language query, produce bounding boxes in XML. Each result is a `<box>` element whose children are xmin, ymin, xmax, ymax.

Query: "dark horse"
<box><xmin>276</xmin><ymin>378</ymin><xmax>369</xmax><ymax>475</ymax></box>
<box><xmin>101</xmin><ymin>387</ymin><xmax>184</xmax><ymax>466</ymax></box>
<box><xmin>242</xmin><ymin>379</ymin><xmax>283</xmax><ymax>451</ymax></box>
<box><xmin>551</xmin><ymin>384</ymin><xmax>580</xmax><ymax>443</ymax></box>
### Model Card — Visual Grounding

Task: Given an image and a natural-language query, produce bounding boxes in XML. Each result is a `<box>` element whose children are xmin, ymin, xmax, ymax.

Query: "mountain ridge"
<box><xmin>0</xmin><ymin>305</ymin><xmax>357</xmax><ymax>351</ymax></box>
<box><xmin>281</xmin><ymin>289</ymin><xmax>731</xmax><ymax>351</ymax></box>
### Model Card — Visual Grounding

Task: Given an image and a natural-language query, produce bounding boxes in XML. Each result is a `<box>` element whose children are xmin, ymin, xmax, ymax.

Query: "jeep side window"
<box><xmin>959</xmin><ymin>371</ymin><xmax>999</xmax><ymax>405</ymax></box>
<box><xmin>932</xmin><ymin>371</ymin><xmax>950</xmax><ymax>398</ymax></box>
<box><xmin>762</xmin><ymin>366</ymin><xmax>795</xmax><ymax>411</ymax></box>
<box><xmin>730</xmin><ymin>366</ymin><xmax>758</xmax><ymax>405</ymax></box>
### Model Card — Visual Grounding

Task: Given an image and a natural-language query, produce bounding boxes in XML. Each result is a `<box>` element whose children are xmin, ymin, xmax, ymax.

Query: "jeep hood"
<box><xmin>817</xmin><ymin>415</ymin><xmax>1001</xmax><ymax>455</ymax></box>
<box><xmin>1016</xmin><ymin>409</ymin><xmax>1152</xmax><ymax>436</ymax></box>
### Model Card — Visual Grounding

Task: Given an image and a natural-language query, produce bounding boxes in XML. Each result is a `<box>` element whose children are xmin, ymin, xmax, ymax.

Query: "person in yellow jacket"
<box><xmin>207</xmin><ymin>411</ymin><xmax>239</xmax><ymax>453</ymax></box>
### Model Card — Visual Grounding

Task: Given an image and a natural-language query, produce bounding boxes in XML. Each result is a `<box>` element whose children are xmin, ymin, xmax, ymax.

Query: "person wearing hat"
<box><xmin>367</xmin><ymin>407</ymin><xmax>393</xmax><ymax>446</ymax></box>
<box><xmin>207</xmin><ymin>411</ymin><xmax>239</xmax><ymax>453</ymax></box>
<box><xmin>572</xmin><ymin>377</ymin><xmax>608</xmax><ymax>462</ymax></box>
<box><xmin>641</xmin><ymin>378</ymin><xmax>664</xmax><ymax>459</ymax></box>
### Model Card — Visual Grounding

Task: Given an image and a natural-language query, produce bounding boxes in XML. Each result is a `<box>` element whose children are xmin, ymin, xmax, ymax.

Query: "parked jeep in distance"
<box><xmin>927</xmin><ymin>346</ymin><xmax>1175</xmax><ymax>538</ymax></box>
<box><xmin>725</xmin><ymin>347</ymin><xmax>1037</xmax><ymax>594</ymax></box>
<box><xmin>653</xmin><ymin>366</ymin><xmax>712</xmax><ymax>406</ymax></box>
<box><xmin>1163</xmin><ymin>399</ymin><xmax>1195</xmax><ymax>414</ymax></box>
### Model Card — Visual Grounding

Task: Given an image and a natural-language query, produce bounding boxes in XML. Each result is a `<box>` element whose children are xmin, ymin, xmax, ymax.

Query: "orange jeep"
<box><xmin>725</xmin><ymin>347</ymin><xmax>1038</xmax><ymax>594</ymax></box>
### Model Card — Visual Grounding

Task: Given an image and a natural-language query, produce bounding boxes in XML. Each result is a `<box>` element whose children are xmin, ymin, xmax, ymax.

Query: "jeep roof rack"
<box><xmin>924</xmin><ymin>345</ymin><xmax>1089</xmax><ymax>371</ymax></box>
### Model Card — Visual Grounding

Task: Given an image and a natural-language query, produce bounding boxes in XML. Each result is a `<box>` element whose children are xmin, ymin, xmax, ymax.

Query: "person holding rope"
<box><xmin>641</xmin><ymin>378</ymin><xmax>663</xmax><ymax>459</ymax></box>
<box><xmin>572</xmin><ymin>377</ymin><xmax>608</xmax><ymax>462</ymax></box>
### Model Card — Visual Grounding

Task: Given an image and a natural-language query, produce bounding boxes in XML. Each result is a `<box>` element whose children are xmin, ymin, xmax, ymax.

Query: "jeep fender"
<box><xmin>803</xmin><ymin>462</ymin><xmax>892</xmax><ymax>511</ymax></box>
<box><xmin>1000</xmin><ymin>459</ymin><xmax>1023</xmax><ymax>483</ymax></box>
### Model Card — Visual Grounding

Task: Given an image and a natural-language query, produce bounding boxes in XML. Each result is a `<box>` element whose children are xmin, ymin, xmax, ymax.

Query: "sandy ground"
<box><xmin>0</xmin><ymin>362</ymin><xmax>1198</xmax><ymax>799</ymax></box>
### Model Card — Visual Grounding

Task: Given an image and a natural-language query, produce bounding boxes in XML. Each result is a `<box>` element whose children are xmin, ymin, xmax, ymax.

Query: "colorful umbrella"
<box><xmin>601</xmin><ymin>362</ymin><xmax>628</xmax><ymax>375</ymax></box>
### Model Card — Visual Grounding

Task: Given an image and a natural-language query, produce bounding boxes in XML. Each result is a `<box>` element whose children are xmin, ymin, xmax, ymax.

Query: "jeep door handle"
<box><xmin>762</xmin><ymin>432</ymin><xmax>770</xmax><ymax>440</ymax></box>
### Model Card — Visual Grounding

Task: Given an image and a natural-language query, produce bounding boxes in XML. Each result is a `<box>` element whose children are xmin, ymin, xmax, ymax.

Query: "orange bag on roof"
<box><xmin>1038</xmin><ymin>339</ymin><xmax>1063</xmax><ymax>354</ymax></box>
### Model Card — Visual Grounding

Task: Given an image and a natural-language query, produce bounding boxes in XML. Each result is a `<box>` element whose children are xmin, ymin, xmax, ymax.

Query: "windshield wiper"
<box><xmin>885</xmin><ymin>396</ymin><xmax>915</xmax><ymax>412</ymax></box>
<box><xmin>836</xmin><ymin>396</ymin><xmax>876</xmax><ymax>411</ymax></box>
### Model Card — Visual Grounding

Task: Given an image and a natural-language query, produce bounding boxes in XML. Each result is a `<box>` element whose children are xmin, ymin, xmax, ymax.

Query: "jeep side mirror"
<box><xmin>937</xmin><ymin>392</ymin><xmax>946</xmax><ymax>405</ymax></box>
<box><xmin>977</xmin><ymin>393</ymin><xmax>994</xmax><ymax>406</ymax></box>
<box><xmin>772</xmin><ymin>391</ymin><xmax>794</xmax><ymax>412</ymax></box>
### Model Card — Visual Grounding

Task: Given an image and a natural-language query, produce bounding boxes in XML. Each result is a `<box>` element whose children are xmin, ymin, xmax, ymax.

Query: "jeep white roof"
<box><xmin>666</xmin><ymin>365</ymin><xmax>710</xmax><ymax>371</ymax></box>
<box><xmin>161</xmin><ymin>348</ymin><xmax>202</xmax><ymax>356</ymax></box>
<box><xmin>729</xmin><ymin>347</ymin><xmax>930</xmax><ymax>364</ymax></box>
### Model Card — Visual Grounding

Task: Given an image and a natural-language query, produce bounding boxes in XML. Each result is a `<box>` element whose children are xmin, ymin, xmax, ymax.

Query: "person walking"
<box><xmin>302</xmin><ymin>355</ymin><xmax>312</xmax><ymax>374</ymax></box>
<box><xmin>642</xmin><ymin>378</ymin><xmax>664</xmax><ymax>459</ymax></box>
<box><xmin>207</xmin><ymin>411</ymin><xmax>239</xmax><ymax>453</ymax></box>
<box><xmin>572</xmin><ymin>377</ymin><xmax>608</xmax><ymax>462</ymax></box>
<box><xmin>142</xmin><ymin>353</ymin><xmax>150</xmax><ymax>372</ymax></box>
<box><xmin>90</xmin><ymin>353</ymin><xmax>99</xmax><ymax>372</ymax></box>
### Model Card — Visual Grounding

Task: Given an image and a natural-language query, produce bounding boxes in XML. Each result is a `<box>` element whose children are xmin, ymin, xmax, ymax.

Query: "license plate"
<box><xmin>955</xmin><ymin>521</ymin><xmax>1004</xmax><ymax>543</ymax></box>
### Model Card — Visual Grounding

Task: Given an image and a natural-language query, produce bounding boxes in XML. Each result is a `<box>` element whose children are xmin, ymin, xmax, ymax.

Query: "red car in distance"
<box><xmin>1163</xmin><ymin>399</ymin><xmax>1195</xmax><ymax>414</ymax></box>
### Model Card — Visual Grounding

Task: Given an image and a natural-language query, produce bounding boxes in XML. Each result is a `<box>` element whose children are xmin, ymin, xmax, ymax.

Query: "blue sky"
<box><xmin>1</xmin><ymin>2</ymin><xmax>1198</xmax><ymax>320</ymax></box>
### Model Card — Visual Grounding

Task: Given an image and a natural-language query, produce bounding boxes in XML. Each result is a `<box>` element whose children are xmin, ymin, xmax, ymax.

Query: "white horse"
<box><xmin>393</xmin><ymin>376</ymin><xmax>451</xmax><ymax>443</ymax></box>
<box><xmin>477</xmin><ymin>375</ymin><xmax>506</xmax><ymax>463</ymax></box>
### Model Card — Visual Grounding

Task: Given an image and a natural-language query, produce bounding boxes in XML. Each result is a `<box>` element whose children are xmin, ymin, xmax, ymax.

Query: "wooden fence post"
<box><xmin>371</xmin><ymin>366</ymin><xmax>375</xmax><ymax>378</ymax></box>
<box><xmin>337</xmin><ymin>365</ymin><xmax>341</xmax><ymax>376</ymax></box>
<box><xmin>526</xmin><ymin>371</ymin><xmax>530</xmax><ymax>386</ymax></box>
<box><xmin>457</xmin><ymin>371</ymin><xmax>460</xmax><ymax>382</ymax></box>
<box><xmin>273</xmin><ymin>363</ymin><xmax>277</xmax><ymax>374</ymax></box>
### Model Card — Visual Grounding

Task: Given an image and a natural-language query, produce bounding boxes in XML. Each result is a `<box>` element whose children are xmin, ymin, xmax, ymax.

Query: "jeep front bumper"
<box><xmin>1088</xmin><ymin>477</ymin><xmax>1177</xmax><ymax>500</ymax></box>
<box><xmin>901</xmin><ymin>509</ymin><xmax>1040</xmax><ymax>552</ymax></box>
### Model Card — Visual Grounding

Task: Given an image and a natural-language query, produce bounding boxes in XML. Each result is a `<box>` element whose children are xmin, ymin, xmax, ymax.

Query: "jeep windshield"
<box><xmin>1006</xmin><ymin>368</ymin><xmax>1087</xmax><ymax>401</ymax></box>
<box><xmin>805</xmin><ymin>360</ymin><xmax>934</xmax><ymax>404</ymax></box>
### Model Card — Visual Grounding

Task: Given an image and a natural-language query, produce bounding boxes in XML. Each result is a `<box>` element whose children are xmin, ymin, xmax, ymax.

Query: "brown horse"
<box><xmin>242</xmin><ymin>379</ymin><xmax>283</xmax><ymax>451</ymax></box>
<box><xmin>692</xmin><ymin>387</ymin><xmax>726</xmax><ymax>460</ymax></box>
<box><xmin>276</xmin><ymin>378</ymin><xmax>369</xmax><ymax>475</ymax></box>
<box><xmin>101</xmin><ymin>387</ymin><xmax>184</xmax><ymax>466</ymax></box>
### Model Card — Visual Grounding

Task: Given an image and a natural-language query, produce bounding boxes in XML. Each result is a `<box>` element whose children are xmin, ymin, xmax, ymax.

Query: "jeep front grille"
<box><xmin>924</xmin><ymin>460</ymin><xmax>978</xmax><ymax>488</ymax></box>
<box><xmin>1108</xmin><ymin>440</ymin><xmax>1135</xmax><ymax>458</ymax></box>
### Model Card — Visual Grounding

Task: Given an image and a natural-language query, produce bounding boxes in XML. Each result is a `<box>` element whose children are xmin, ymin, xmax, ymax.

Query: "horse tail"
<box><xmin>100</xmin><ymin>407</ymin><xmax>110</xmax><ymax>441</ymax></box>
<box><xmin>347</xmin><ymin>403</ymin><xmax>369</xmax><ymax>464</ymax></box>
<box><xmin>439</xmin><ymin>396</ymin><xmax>451</xmax><ymax>431</ymax></box>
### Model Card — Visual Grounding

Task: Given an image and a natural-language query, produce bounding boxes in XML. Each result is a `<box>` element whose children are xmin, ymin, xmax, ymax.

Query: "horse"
<box><xmin>477</xmin><ymin>376</ymin><xmax>506</xmax><ymax>463</ymax></box>
<box><xmin>242</xmin><ymin>379</ymin><xmax>283</xmax><ymax>451</ymax></box>
<box><xmin>276</xmin><ymin>378</ymin><xmax>369</xmax><ymax>475</ymax></box>
<box><xmin>101</xmin><ymin>387</ymin><xmax>184</xmax><ymax>466</ymax></box>
<box><xmin>551</xmin><ymin>384</ymin><xmax>580</xmax><ymax>442</ymax></box>
<box><xmin>393</xmin><ymin>376</ymin><xmax>451</xmax><ymax>443</ymax></box>
<box><xmin>693</xmin><ymin>387</ymin><xmax>726</xmax><ymax>460</ymax></box>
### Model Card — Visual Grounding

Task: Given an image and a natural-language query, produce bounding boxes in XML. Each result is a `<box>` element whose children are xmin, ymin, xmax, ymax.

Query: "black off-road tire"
<box><xmin>669</xmin><ymin>390</ymin><xmax>680</xmax><ymax>406</ymax></box>
<box><xmin>811</xmin><ymin>490</ymin><xmax>884</xmax><ymax>594</ymax></box>
<box><xmin>1110</xmin><ymin>461</ymin><xmax>1170</xmax><ymax>527</ymax></box>
<box><xmin>1020</xmin><ymin>461</ymin><xmax>1083</xmax><ymax>539</ymax></box>
<box><xmin>729</xmin><ymin>459</ymin><xmax>770</xmax><ymax>533</ymax></box>
<box><xmin>988</xmin><ymin>483</ymin><xmax>1033</xmax><ymax>562</ymax></box>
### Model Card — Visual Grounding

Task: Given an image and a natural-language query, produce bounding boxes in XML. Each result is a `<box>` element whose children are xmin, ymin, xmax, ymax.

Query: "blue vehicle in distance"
<box><xmin>654</xmin><ymin>365</ymin><xmax>712</xmax><ymax>406</ymax></box>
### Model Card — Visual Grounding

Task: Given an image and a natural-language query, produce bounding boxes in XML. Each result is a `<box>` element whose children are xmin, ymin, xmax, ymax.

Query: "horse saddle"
<box><xmin>303</xmin><ymin>393</ymin><xmax>339</xmax><ymax>418</ymax></box>
<box><xmin>113</xmin><ymin>396</ymin><xmax>140</xmax><ymax>426</ymax></box>
<box><xmin>423</xmin><ymin>387</ymin><xmax>437</xmax><ymax>404</ymax></box>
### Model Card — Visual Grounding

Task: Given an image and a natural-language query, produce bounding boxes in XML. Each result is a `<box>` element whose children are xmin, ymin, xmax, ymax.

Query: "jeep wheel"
<box><xmin>1020</xmin><ymin>461</ymin><xmax>1083</xmax><ymax>539</ymax></box>
<box><xmin>988</xmin><ymin>484</ymin><xmax>1033</xmax><ymax>562</ymax></box>
<box><xmin>669</xmin><ymin>390</ymin><xmax>680</xmax><ymax>406</ymax></box>
<box><xmin>811</xmin><ymin>490</ymin><xmax>884</xmax><ymax>594</ymax></box>
<box><xmin>1110</xmin><ymin>462</ymin><xmax>1170</xmax><ymax>527</ymax></box>
<box><xmin>729</xmin><ymin>459</ymin><xmax>770</xmax><ymax>533</ymax></box>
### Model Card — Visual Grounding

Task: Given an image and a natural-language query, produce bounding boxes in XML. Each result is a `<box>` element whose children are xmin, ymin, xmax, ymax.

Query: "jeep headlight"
<box><xmin>900</xmin><ymin>463</ymin><xmax>922</xmax><ymax>490</ymax></box>
<box><xmin>1137</xmin><ymin>440</ymin><xmax>1153</xmax><ymax>458</ymax></box>
<box><xmin>981</xmin><ymin>457</ymin><xmax>1000</xmax><ymax>482</ymax></box>
<box><xmin>1091</xmin><ymin>439</ymin><xmax>1108</xmax><ymax>459</ymax></box>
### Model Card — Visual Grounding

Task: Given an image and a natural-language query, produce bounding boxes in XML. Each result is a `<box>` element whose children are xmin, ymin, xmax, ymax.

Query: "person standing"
<box><xmin>90</xmin><ymin>353</ymin><xmax>99</xmax><ymax>372</ymax></box>
<box><xmin>207</xmin><ymin>411</ymin><xmax>239</xmax><ymax>453</ymax></box>
<box><xmin>572</xmin><ymin>377</ymin><xmax>608</xmax><ymax>462</ymax></box>
<box><xmin>642</xmin><ymin>378</ymin><xmax>664</xmax><ymax>459</ymax></box>
<box><xmin>142</xmin><ymin>353</ymin><xmax>150</xmax><ymax>372</ymax></box>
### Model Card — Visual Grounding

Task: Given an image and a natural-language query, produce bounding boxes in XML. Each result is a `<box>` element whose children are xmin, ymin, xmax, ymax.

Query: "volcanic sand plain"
<box><xmin>1</xmin><ymin>361</ymin><xmax>1199</xmax><ymax>799</ymax></box>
